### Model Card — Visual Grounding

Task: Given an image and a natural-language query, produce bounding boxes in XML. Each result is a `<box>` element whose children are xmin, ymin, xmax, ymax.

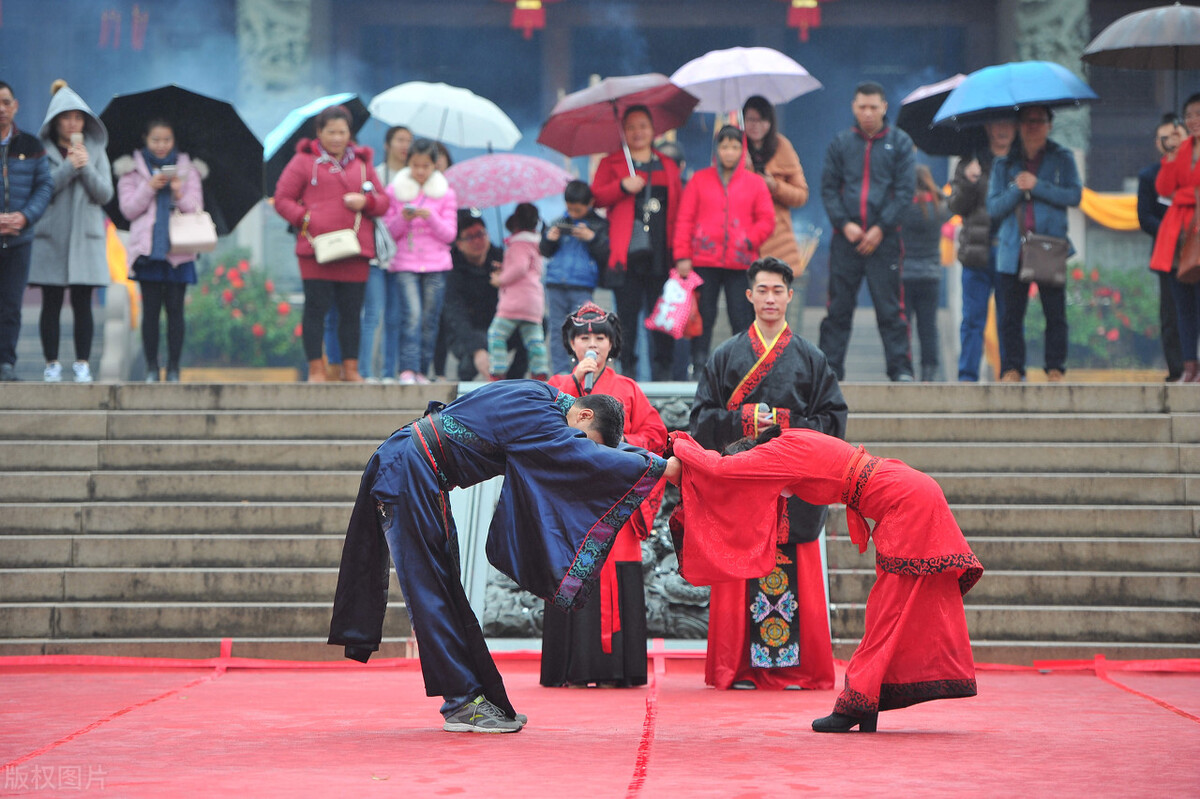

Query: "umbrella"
<box><xmin>443</xmin><ymin>154</ymin><xmax>572</xmax><ymax>209</ymax></box>
<box><xmin>1082</xmin><ymin>3</ymin><xmax>1200</xmax><ymax>108</ymax></box>
<box><xmin>670</xmin><ymin>46</ymin><xmax>822</xmax><ymax>113</ymax></box>
<box><xmin>537</xmin><ymin>73</ymin><xmax>698</xmax><ymax>172</ymax></box>
<box><xmin>932</xmin><ymin>61</ymin><xmax>1099</xmax><ymax>128</ymax></box>
<box><xmin>368</xmin><ymin>82</ymin><xmax>521</xmax><ymax>150</ymax></box>
<box><xmin>896</xmin><ymin>74</ymin><xmax>988</xmax><ymax>157</ymax></box>
<box><xmin>100</xmin><ymin>85</ymin><xmax>263</xmax><ymax>235</ymax></box>
<box><xmin>263</xmin><ymin>93</ymin><xmax>370</xmax><ymax>195</ymax></box>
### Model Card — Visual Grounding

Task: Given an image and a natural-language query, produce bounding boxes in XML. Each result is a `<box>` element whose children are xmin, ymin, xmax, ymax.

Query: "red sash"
<box><xmin>727</xmin><ymin>323</ymin><xmax>794</xmax><ymax>437</ymax></box>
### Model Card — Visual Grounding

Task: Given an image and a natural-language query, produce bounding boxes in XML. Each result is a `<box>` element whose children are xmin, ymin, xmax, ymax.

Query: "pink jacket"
<box><xmin>494</xmin><ymin>232</ymin><xmax>544</xmax><ymax>323</ymax></box>
<box><xmin>114</xmin><ymin>150</ymin><xmax>205</xmax><ymax>266</ymax></box>
<box><xmin>383</xmin><ymin>168</ymin><xmax>458</xmax><ymax>273</ymax></box>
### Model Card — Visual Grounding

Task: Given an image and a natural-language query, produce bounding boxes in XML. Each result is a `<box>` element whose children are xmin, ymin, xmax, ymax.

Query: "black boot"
<box><xmin>812</xmin><ymin>711</ymin><xmax>878</xmax><ymax>733</ymax></box>
<box><xmin>145</xmin><ymin>363</ymin><xmax>160</xmax><ymax>383</ymax></box>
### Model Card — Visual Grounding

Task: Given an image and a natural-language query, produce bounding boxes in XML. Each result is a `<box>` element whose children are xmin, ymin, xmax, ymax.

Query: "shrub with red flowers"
<box><xmin>1023</xmin><ymin>264</ymin><xmax>1162</xmax><ymax>368</ymax></box>
<box><xmin>185</xmin><ymin>250</ymin><xmax>305</xmax><ymax>368</ymax></box>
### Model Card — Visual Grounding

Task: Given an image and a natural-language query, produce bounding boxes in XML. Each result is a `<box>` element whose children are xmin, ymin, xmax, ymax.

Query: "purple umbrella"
<box><xmin>443</xmin><ymin>154</ymin><xmax>573</xmax><ymax>210</ymax></box>
<box><xmin>537</xmin><ymin>74</ymin><xmax>698</xmax><ymax>173</ymax></box>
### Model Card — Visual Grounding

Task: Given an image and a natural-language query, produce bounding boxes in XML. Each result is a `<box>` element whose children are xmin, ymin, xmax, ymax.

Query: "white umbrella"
<box><xmin>368</xmin><ymin>81</ymin><xmax>521</xmax><ymax>150</ymax></box>
<box><xmin>670</xmin><ymin>46</ymin><xmax>822</xmax><ymax>113</ymax></box>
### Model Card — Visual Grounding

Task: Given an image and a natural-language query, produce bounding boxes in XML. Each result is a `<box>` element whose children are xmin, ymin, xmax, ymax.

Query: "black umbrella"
<box><xmin>1082</xmin><ymin>3</ymin><xmax>1200</xmax><ymax>109</ymax></box>
<box><xmin>101</xmin><ymin>85</ymin><xmax>263</xmax><ymax>235</ymax></box>
<box><xmin>896</xmin><ymin>74</ymin><xmax>988</xmax><ymax>158</ymax></box>
<box><xmin>262</xmin><ymin>93</ymin><xmax>371</xmax><ymax>196</ymax></box>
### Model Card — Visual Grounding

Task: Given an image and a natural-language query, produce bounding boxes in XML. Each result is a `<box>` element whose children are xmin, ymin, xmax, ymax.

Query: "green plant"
<box><xmin>1023</xmin><ymin>263</ymin><xmax>1163</xmax><ymax>369</ymax></box>
<box><xmin>186</xmin><ymin>249</ymin><xmax>305</xmax><ymax>368</ymax></box>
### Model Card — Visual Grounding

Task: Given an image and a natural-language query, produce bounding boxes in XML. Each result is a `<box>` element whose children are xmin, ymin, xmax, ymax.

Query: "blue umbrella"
<box><xmin>932</xmin><ymin>61</ymin><xmax>1099</xmax><ymax>128</ymax></box>
<box><xmin>263</xmin><ymin>92</ymin><xmax>370</xmax><ymax>195</ymax></box>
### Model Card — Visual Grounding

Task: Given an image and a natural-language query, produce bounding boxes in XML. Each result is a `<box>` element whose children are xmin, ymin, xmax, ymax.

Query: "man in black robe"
<box><xmin>689</xmin><ymin>256</ymin><xmax>848</xmax><ymax>690</ymax></box>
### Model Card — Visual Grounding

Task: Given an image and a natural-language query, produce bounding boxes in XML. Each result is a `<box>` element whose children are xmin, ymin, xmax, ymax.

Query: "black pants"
<box><xmin>141</xmin><ymin>281</ymin><xmax>188</xmax><ymax>369</ymax></box>
<box><xmin>904</xmin><ymin>277</ymin><xmax>940</xmax><ymax>378</ymax></box>
<box><xmin>611</xmin><ymin>255</ymin><xmax>674</xmax><ymax>380</ymax></box>
<box><xmin>692</xmin><ymin>266</ymin><xmax>755</xmax><ymax>372</ymax></box>
<box><xmin>302</xmin><ymin>279</ymin><xmax>366</xmax><ymax>362</ymax></box>
<box><xmin>998</xmin><ymin>272</ymin><xmax>1067</xmax><ymax>376</ymax></box>
<box><xmin>40</xmin><ymin>285</ymin><xmax>94</xmax><ymax>363</ymax></box>
<box><xmin>1158</xmin><ymin>270</ymin><xmax>1184</xmax><ymax>378</ymax></box>
<box><xmin>0</xmin><ymin>242</ymin><xmax>32</xmax><ymax>367</ymax></box>
<box><xmin>818</xmin><ymin>234</ymin><xmax>912</xmax><ymax>380</ymax></box>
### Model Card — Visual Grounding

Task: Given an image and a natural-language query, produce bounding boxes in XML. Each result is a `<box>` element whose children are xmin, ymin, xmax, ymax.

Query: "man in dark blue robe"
<box><xmin>329</xmin><ymin>380</ymin><xmax>666</xmax><ymax>732</ymax></box>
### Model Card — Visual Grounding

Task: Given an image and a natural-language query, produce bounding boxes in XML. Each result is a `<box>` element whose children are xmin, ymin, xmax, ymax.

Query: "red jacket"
<box><xmin>673</xmin><ymin>163</ymin><xmax>775</xmax><ymax>270</ymax></box>
<box><xmin>1152</xmin><ymin>136</ymin><xmax>1200</xmax><ymax>273</ymax></box>
<box><xmin>273</xmin><ymin>139</ymin><xmax>389</xmax><ymax>282</ymax></box>
<box><xmin>591</xmin><ymin>148</ymin><xmax>682</xmax><ymax>270</ymax></box>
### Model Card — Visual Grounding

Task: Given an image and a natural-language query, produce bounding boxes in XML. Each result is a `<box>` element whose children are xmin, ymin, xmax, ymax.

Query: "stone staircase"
<box><xmin>0</xmin><ymin>382</ymin><xmax>1196</xmax><ymax>664</ymax></box>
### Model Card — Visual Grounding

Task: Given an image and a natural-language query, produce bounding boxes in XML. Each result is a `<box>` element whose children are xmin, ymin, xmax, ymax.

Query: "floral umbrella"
<box><xmin>443</xmin><ymin>154</ymin><xmax>572</xmax><ymax>209</ymax></box>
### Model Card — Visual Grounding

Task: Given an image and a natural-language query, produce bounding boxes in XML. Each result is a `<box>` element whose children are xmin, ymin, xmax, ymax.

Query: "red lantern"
<box><xmin>779</xmin><ymin>0</ymin><xmax>836</xmax><ymax>42</ymax></box>
<box><xmin>498</xmin><ymin>0</ymin><xmax>561</xmax><ymax>40</ymax></box>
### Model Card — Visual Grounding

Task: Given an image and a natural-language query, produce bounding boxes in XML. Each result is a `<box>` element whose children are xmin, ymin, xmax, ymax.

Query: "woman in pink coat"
<box><xmin>383</xmin><ymin>138</ymin><xmax>458</xmax><ymax>385</ymax></box>
<box><xmin>486</xmin><ymin>203</ymin><xmax>549</xmax><ymax>379</ymax></box>
<box><xmin>115</xmin><ymin>118</ymin><xmax>205</xmax><ymax>382</ymax></box>
<box><xmin>674</xmin><ymin>125</ymin><xmax>776</xmax><ymax>372</ymax></box>
<box><xmin>274</xmin><ymin>105</ymin><xmax>389</xmax><ymax>382</ymax></box>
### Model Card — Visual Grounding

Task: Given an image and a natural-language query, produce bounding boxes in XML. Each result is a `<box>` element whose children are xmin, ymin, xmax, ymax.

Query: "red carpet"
<box><xmin>1</xmin><ymin>645</ymin><xmax>1197</xmax><ymax>797</ymax></box>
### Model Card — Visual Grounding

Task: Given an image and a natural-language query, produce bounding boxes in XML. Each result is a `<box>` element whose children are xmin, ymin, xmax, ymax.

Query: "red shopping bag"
<box><xmin>645</xmin><ymin>269</ymin><xmax>704</xmax><ymax>340</ymax></box>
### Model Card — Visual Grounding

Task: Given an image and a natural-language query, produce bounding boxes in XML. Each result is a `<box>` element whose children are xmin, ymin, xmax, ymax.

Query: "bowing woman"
<box><xmin>664</xmin><ymin>425</ymin><xmax>983</xmax><ymax>733</ymax></box>
<box><xmin>590</xmin><ymin>105</ymin><xmax>683</xmax><ymax>381</ymax></box>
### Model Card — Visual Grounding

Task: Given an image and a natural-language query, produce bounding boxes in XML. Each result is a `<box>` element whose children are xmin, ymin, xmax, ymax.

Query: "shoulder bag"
<box><xmin>303</xmin><ymin>162</ymin><xmax>368</xmax><ymax>265</ymax></box>
<box><xmin>168</xmin><ymin>210</ymin><xmax>218</xmax><ymax>256</ymax></box>
<box><xmin>1017</xmin><ymin>199</ymin><xmax>1068</xmax><ymax>287</ymax></box>
<box><xmin>1177</xmin><ymin>188</ymin><xmax>1200</xmax><ymax>284</ymax></box>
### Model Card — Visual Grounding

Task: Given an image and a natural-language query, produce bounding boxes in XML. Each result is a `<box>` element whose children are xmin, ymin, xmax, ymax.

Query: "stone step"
<box><xmin>0</xmin><ymin>502</ymin><xmax>352</xmax><ymax>536</ymax></box>
<box><xmin>829</xmin><ymin>569</ymin><xmax>1199</xmax><ymax>607</ymax></box>
<box><xmin>0</xmin><ymin>535</ymin><xmax>346</xmax><ymax>568</ymax></box>
<box><xmin>2</xmin><ymin>567</ymin><xmax>398</xmax><ymax>602</ymax></box>
<box><xmin>0</xmin><ymin>383</ymin><xmax>455</xmax><ymax>411</ymax></box>
<box><xmin>826</xmin><ymin>536</ymin><xmax>1200</xmax><ymax>572</ymax></box>
<box><xmin>831</xmin><ymin>604</ymin><xmax>1198</xmax><ymax>643</ymax></box>
<box><xmin>2</xmin><ymin>470</ymin><xmax>1189</xmax><ymax>505</ymax></box>
<box><xmin>0</xmin><ymin>411</ymin><xmax>417</xmax><ymax>441</ymax></box>
<box><xmin>1</xmin><ymin>602</ymin><xmax>411</xmax><ymax>639</ymax></box>
<box><xmin>846</xmin><ymin>413</ymin><xmax>1185</xmax><ymax>443</ymax></box>
<box><xmin>858</xmin><ymin>442</ymin><xmax>1199</xmax><ymax>474</ymax></box>
<box><xmin>0</xmin><ymin>637</ymin><xmax>414</xmax><ymax>660</ymax></box>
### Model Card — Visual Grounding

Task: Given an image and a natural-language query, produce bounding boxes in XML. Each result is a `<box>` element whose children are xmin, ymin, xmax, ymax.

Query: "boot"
<box><xmin>1183</xmin><ymin>360</ymin><xmax>1200</xmax><ymax>383</ymax></box>
<box><xmin>341</xmin><ymin>358</ymin><xmax>364</xmax><ymax>382</ymax></box>
<box><xmin>325</xmin><ymin>360</ymin><xmax>343</xmax><ymax>381</ymax></box>
<box><xmin>307</xmin><ymin>359</ymin><xmax>327</xmax><ymax>383</ymax></box>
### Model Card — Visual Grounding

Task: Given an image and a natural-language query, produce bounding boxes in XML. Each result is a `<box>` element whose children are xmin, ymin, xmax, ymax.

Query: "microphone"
<box><xmin>583</xmin><ymin>349</ymin><xmax>598</xmax><ymax>391</ymax></box>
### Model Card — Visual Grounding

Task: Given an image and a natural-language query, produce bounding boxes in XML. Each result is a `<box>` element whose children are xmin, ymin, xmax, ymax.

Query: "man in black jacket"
<box><xmin>819</xmin><ymin>81</ymin><xmax>915</xmax><ymax>382</ymax></box>
<box><xmin>0</xmin><ymin>81</ymin><xmax>53</xmax><ymax>381</ymax></box>
<box><xmin>1137</xmin><ymin>114</ymin><xmax>1185</xmax><ymax>382</ymax></box>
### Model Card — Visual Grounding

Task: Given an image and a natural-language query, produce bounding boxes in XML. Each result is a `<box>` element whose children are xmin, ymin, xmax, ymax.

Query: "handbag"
<box><xmin>626</xmin><ymin>178</ymin><xmax>654</xmax><ymax>257</ymax></box>
<box><xmin>308</xmin><ymin>216</ymin><xmax>363</xmax><ymax>264</ymax></box>
<box><xmin>1017</xmin><ymin>202</ymin><xmax>1068</xmax><ymax>287</ymax></box>
<box><xmin>645</xmin><ymin>268</ymin><xmax>704</xmax><ymax>340</ymax></box>
<box><xmin>1178</xmin><ymin>188</ymin><xmax>1200</xmax><ymax>284</ymax></box>
<box><xmin>372</xmin><ymin>216</ymin><xmax>396</xmax><ymax>269</ymax></box>
<box><xmin>167</xmin><ymin>210</ymin><xmax>217</xmax><ymax>256</ymax></box>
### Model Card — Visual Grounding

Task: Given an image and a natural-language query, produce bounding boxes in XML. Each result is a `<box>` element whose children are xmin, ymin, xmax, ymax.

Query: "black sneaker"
<box><xmin>442</xmin><ymin>696</ymin><xmax>524</xmax><ymax>733</ymax></box>
<box><xmin>0</xmin><ymin>363</ymin><xmax>17</xmax><ymax>381</ymax></box>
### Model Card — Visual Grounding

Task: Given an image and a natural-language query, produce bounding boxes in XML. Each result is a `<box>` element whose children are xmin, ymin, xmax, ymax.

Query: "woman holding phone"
<box><xmin>29</xmin><ymin>79</ymin><xmax>113</xmax><ymax>383</ymax></box>
<box><xmin>114</xmin><ymin>118</ymin><xmax>206</xmax><ymax>381</ymax></box>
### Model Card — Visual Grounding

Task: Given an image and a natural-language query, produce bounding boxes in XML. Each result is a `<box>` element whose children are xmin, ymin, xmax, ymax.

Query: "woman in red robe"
<box><xmin>540</xmin><ymin>302</ymin><xmax>668</xmax><ymax>687</ymax></box>
<box><xmin>665</xmin><ymin>426</ymin><xmax>982</xmax><ymax>732</ymax></box>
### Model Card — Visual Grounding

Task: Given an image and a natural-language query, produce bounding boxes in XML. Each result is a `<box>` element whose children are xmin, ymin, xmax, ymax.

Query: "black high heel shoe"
<box><xmin>811</xmin><ymin>711</ymin><xmax>878</xmax><ymax>733</ymax></box>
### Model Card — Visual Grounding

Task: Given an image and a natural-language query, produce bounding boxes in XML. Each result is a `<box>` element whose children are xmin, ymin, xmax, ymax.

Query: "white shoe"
<box><xmin>398</xmin><ymin>370</ymin><xmax>417</xmax><ymax>385</ymax></box>
<box><xmin>72</xmin><ymin>361</ymin><xmax>93</xmax><ymax>383</ymax></box>
<box><xmin>44</xmin><ymin>362</ymin><xmax>63</xmax><ymax>382</ymax></box>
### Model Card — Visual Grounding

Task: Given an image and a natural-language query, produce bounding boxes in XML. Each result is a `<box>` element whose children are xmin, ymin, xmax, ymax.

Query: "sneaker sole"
<box><xmin>442</xmin><ymin>721</ymin><xmax>522</xmax><ymax>733</ymax></box>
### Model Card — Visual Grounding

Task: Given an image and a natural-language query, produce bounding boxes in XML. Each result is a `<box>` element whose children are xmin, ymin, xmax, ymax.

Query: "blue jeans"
<box><xmin>546</xmin><ymin>284</ymin><xmax>594</xmax><ymax>374</ymax></box>
<box><xmin>957</xmin><ymin>248</ymin><xmax>1005</xmax><ymax>381</ymax></box>
<box><xmin>323</xmin><ymin>307</ymin><xmax>341</xmax><ymax>364</ymax></box>
<box><xmin>359</xmin><ymin>267</ymin><xmax>401</xmax><ymax>378</ymax></box>
<box><xmin>397</xmin><ymin>271</ymin><xmax>448</xmax><ymax>374</ymax></box>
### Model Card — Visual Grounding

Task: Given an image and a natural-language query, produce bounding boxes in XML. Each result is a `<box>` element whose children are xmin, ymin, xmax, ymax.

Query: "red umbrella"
<box><xmin>444</xmin><ymin>154</ymin><xmax>572</xmax><ymax>209</ymax></box>
<box><xmin>537</xmin><ymin>73</ymin><xmax>698</xmax><ymax>174</ymax></box>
